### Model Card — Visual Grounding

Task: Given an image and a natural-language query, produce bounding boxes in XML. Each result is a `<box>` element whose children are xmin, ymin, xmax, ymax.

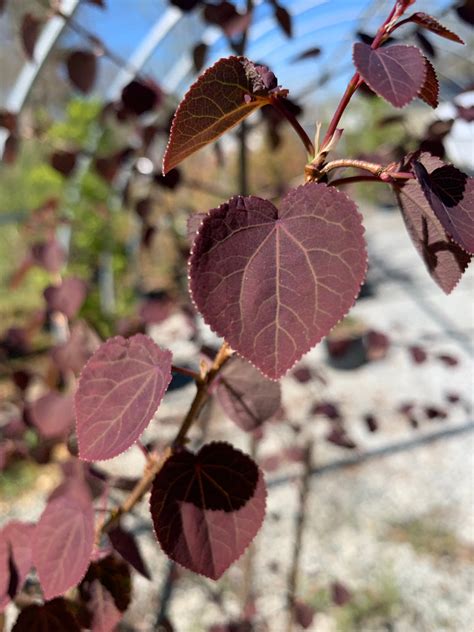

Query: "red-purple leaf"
<box><xmin>170</xmin><ymin>0</ymin><xmax>200</xmax><ymax>10</ymax></box>
<box><xmin>75</xmin><ymin>334</ymin><xmax>172</xmax><ymax>461</ymax></box>
<box><xmin>66</xmin><ymin>50</ymin><xmax>97</xmax><ymax>94</ymax></box>
<box><xmin>3</xmin><ymin>133</ymin><xmax>19</xmax><ymax>164</ymax></box>
<box><xmin>193</xmin><ymin>42</ymin><xmax>208</xmax><ymax>73</ymax></box>
<box><xmin>203</xmin><ymin>3</ymin><xmax>251</xmax><ymax>37</ymax></box>
<box><xmin>216</xmin><ymin>357</ymin><xmax>281</xmax><ymax>431</ymax></box>
<box><xmin>0</xmin><ymin>110</ymin><xmax>17</xmax><ymax>133</ymax></box>
<box><xmin>108</xmin><ymin>526</ymin><xmax>151</xmax><ymax>579</ymax></box>
<box><xmin>331</xmin><ymin>580</ymin><xmax>352</xmax><ymax>606</ymax></box>
<box><xmin>364</xmin><ymin>413</ymin><xmax>378</xmax><ymax>433</ymax></box>
<box><xmin>326</xmin><ymin>426</ymin><xmax>357</xmax><ymax>449</ymax></box>
<box><xmin>437</xmin><ymin>353</ymin><xmax>459</xmax><ymax>367</ymax></box>
<box><xmin>52</xmin><ymin>321</ymin><xmax>101</xmax><ymax>375</ymax></box>
<box><xmin>94</xmin><ymin>148</ymin><xmax>132</xmax><ymax>183</ymax></box>
<box><xmin>51</xmin><ymin>149</ymin><xmax>78</xmax><ymax>176</ymax></box>
<box><xmin>44</xmin><ymin>277</ymin><xmax>87</xmax><ymax>319</ymax></box>
<box><xmin>88</xmin><ymin>580</ymin><xmax>122</xmax><ymax>632</ymax></box>
<box><xmin>394</xmin><ymin>155</ymin><xmax>471</xmax><ymax>294</ymax></box>
<box><xmin>21</xmin><ymin>13</ymin><xmax>42</xmax><ymax>60</ymax></box>
<box><xmin>353</xmin><ymin>43</ymin><xmax>426</xmax><ymax>108</ymax></box>
<box><xmin>412</xmin><ymin>154</ymin><xmax>474</xmax><ymax>254</ymax></box>
<box><xmin>29</xmin><ymin>391</ymin><xmax>75</xmax><ymax>439</ymax></box>
<box><xmin>409</xmin><ymin>345</ymin><xmax>427</xmax><ymax>364</ymax></box>
<box><xmin>80</xmin><ymin>554</ymin><xmax>131</xmax><ymax>615</ymax></box>
<box><xmin>0</xmin><ymin>522</ymin><xmax>34</xmax><ymax>610</ymax></box>
<box><xmin>33</xmin><ymin>495</ymin><xmax>95</xmax><ymax>600</ymax></box>
<box><xmin>163</xmin><ymin>57</ymin><xmax>283</xmax><ymax>174</ymax></box>
<box><xmin>274</xmin><ymin>4</ymin><xmax>292</xmax><ymax>37</ymax></box>
<box><xmin>189</xmin><ymin>183</ymin><xmax>367</xmax><ymax>379</ymax></box>
<box><xmin>406</xmin><ymin>12</ymin><xmax>464</xmax><ymax>44</ymax></box>
<box><xmin>456</xmin><ymin>105</ymin><xmax>474</xmax><ymax>123</ymax></box>
<box><xmin>292</xmin><ymin>600</ymin><xmax>315</xmax><ymax>629</ymax></box>
<box><xmin>293</xmin><ymin>47</ymin><xmax>321</xmax><ymax>61</ymax></box>
<box><xmin>121</xmin><ymin>79</ymin><xmax>161</xmax><ymax>116</ymax></box>
<box><xmin>291</xmin><ymin>365</ymin><xmax>312</xmax><ymax>383</ymax></box>
<box><xmin>154</xmin><ymin>168</ymin><xmax>181</xmax><ymax>189</ymax></box>
<box><xmin>12</xmin><ymin>599</ymin><xmax>81</xmax><ymax>632</ymax></box>
<box><xmin>150</xmin><ymin>442</ymin><xmax>266</xmax><ymax>579</ymax></box>
<box><xmin>418</xmin><ymin>56</ymin><xmax>439</xmax><ymax>108</ymax></box>
<box><xmin>456</xmin><ymin>1</ymin><xmax>474</xmax><ymax>25</ymax></box>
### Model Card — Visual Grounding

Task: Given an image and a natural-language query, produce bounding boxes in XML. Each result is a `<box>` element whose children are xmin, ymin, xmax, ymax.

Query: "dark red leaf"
<box><xmin>446</xmin><ymin>392</ymin><xmax>460</xmax><ymax>403</ymax></box>
<box><xmin>51</xmin><ymin>149</ymin><xmax>78</xmax><ymax>176</ymax></box>
<box><xmin>82</xmin><ymin>555</ymin><xmax>131</xmax><ymax>613</ymax></box>
<box><xmin>0</xmin><ymin>110</ymin><xmax>17</xmax><ymax>133</ymax></box>
<box><xmin>29</xmin><ymin>391</ymin><xmax>75</xmax><ymax>439</ymax></box>
<box><xmin>170</xmin><ymin>0</ymin><xmax>200</xmax><ymax>9</ymax></box>
<box><xmin>326</xmin><ymin>426</ymin><xmax>356</xmax><ymax>449</ymax></box>
<box><xmin>66</xmin><ymin>50</ymin><xmax>97</xmax><ymax>94</ymax></box>
<box><xmin>189</xmin><ymin>183</ymin><xmax>367</xmax><ymax>379</ymax></box>
<box><xmin>0</xmin><ymin>522</ymin><xmax>34</xmax><ymax>609</ymax></box>
<box><xmin>331</xmin><ymin>581</ymin><xmax>352</xmax><ymax>606</ymax></box>
<box><xmin>412</xmin><ymin>155</ymin><xmax>474</xmax><ymax>254</ymax></box>
<box><xmin>437</xmin><ymin>353</ymin><xmax>459</xmax><ymax>367</ymax></box>
<box><xmin>31</xmin><ymin>239</ymin><xmax>66</xmax><ymax>273</ymax></box>
<box><xmin>415</xmin><ymin>30</ymin><xmax>436</xmax><ymax>58</ymax></box>
<box><xmin>293</xmin><ymin>47</ymin><xmax>321</xmax><ymax>61</ymax></box>
<box><xmin>353</xmin><ymin>43</ymin><xmax>426</xmax><ymax>108</ymax></box>
<box><xmin>154</xmin><ymin>168</ymin><xmax>181</xmax><ymax>189</ymax></box>
<box><xmin>418</xmin><ymin>57</ymin><xmax>439</xmax><ymax>108</ymax></box>
<box><xmin>364</xmin><ymin>414</ymin><xmax>379</xmax><ymax>433</ymax></box>
<box><xmin>312</xmin><ymin>401</ymin><xmax>342</xmax><ymax>420</ymax></box>
<box><xmin>394</xmin><ymin>156</ymin><xmax>471</xmax><ymax>294</ymax></box>
<box><xmin>0</xmin><ymin>0</ymin><xmax>6</xmax><ymax>14</ymax></box>
<box><xmin>407</xmin><ymin>12</ymin><xmax>464</xmax><ymax>44</ymax></box>
<box><xmin>88</xmin><ymin>580</ymin><xmax>122</xmax><ymax>632</ymax></box>
<box><xmin>3</xmin><ymin>133</ymin><xmax>19</xmax><ymax>164</ymax></box>
<box><xmin>33</xmin><ymin>494</ymin><xmax>95</xmax><ymax>600</ymax></box>
<box><xmin>135</xmin><ymin>198</ymin><xmax>152</xmax><ymax>221</ymax></box>
<box><xmin>108</xmin><ymin>526</ymin><xmax>151</xmax><ymax>579</ymax></box>
<box><xmin>12</xmin><ymin>599</ymin><xmax>81</xmax><ymax>632</ymax></box>
<box><xmin>292</xmin><ymin>600</ymin><xmax>315</xmax><ymax>629</ymax></box>
<box><xmin>456</xmin><ymin>105</ymin><xmax>474</xmax><ymax>123</ymax></box>
<box><xmin>121</xmin><ymin>80</ymin><xmax>161</xmax><ymax>116</ymax></box>
<box><xmin>139</xmin><ymin>297</ymin><xmax>174</xmax><ymax>325</ymax></box>
<box><xmin>409</xmin><ymin>345</ymin><xmax>427</xmax><ymax>364</ymax></box>
<box><xmin>44</xmin><ymin>277</ymin><xmax>87</xmax><ymax>319</ymax></box>
<box><xmin>424</xmin><ymin>406</ymin><xmax>447</xmax><ymax>420</ymax></box>
<box><xmin>291</xmin><ymin>365</ymin><xmax>312</xmax><ymax>383</ymax></box>
<box><xmin>150</xmin><ymin>442</ymin><xmax>266</xmax><ymax>579</ymax></box>
<box><xmin>86</xmin><ymin>0</ymin><xmax>106</xmax><ymax>6</ymax></box>
<box><xmin>94</xmin><ymin>147</ymin><xmax>132</xmax><ymax>183</ymax></box>
<box><xmin>210</xmin><ymin>622</ymin><xmax>253</xmax><ymax>632</ymax></box>
<box><xmin>193</xmin><ymin>42</ymin><xmax>208</xmax><ymax>73</ymax></box>
<box><xmin>274</xmin><ymin>4</ymin><xmax>292</xmax><ymax>37</ymax></box>
<box><xmin>203</xmin><ymin>3</ymin><xmax>251</xmax><ymax>37</ymax></box>
<box><xmin>216</xmin><ymin>357</ymin><xmax>281</xmax><ymax>431</ymax></box>
<box><xmin>457</xmin><ymin>1</ymin><xmax>474</xmax><ymax>25</ymax></box>
<box><xmin>365</xmin><ymin>329</ymin><xmax>390</xmax><ymax>360</ymax></box>
<box><xmin>21</xmin><ymin>13</ymin><xmax>42</xmax><ymax>60</ymax></box>
<box><xmin>75</xmin><ymin>334</ymin><xmax>172</xmax><ymax>461</ymax></box>
<box><xmin>52</xmin><ymin>321</ymin><xmax>100</xmax><ymax>375</ymax></box>
<box><xmin>163</xmin><ymin>56</ymin><xmax>284</xmax><ymax>174</ymax></box>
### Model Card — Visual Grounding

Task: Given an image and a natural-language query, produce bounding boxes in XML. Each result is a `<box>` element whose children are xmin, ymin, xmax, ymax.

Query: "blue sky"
<box><xmin>69</xmin><ymin>0</ymin><xmax>458</xmax><ymax>105</ymax></box>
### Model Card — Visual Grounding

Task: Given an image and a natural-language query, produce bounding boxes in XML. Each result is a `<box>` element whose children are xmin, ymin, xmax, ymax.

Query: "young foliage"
<box><xmin>163</xmin><ymin>56</ymin><xmax>287</xmax><ymax>173</ymax></box>
<box><xmin>75</xmin><ymin>334</ymin><xmax>172</xmax><ymax>461</ymax></box>
<box><xmin>353</xmin><ymin>43</ymin><xmax>426</xmax><ymax>108</ymax></box>
<box><xmin>150</xmin><ymin>442</ymin><xmax>266</xmax><ymax>579</ymax></box>
<box><xmin>404</xmin><ymin>12</ymin><xmax>465</xmax><ymax>43</ymax></box>
<box><xmin>189</xmin><ymin>184</ymin><xmax>367</xmax><ymax>379</ymax></box>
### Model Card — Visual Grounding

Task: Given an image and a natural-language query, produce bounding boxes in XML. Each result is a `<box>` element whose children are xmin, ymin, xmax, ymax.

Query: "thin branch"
<box><xmin>271</xmin><ymin>96</ymin><xmax>314</xmax><ymax>157</ymax></box>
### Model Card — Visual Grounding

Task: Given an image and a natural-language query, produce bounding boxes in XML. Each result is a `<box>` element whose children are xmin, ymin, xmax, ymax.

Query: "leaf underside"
<box><xmin>150</xmin><ymin>442</ymin><xmax>266</xmax><ymax>579</ymax></box>
<box><xmin>75</xmin><ymin>334</ymin><xmax>172</xmax><ymax>461</ymax></box>
<box><xmin>353</xmin><ymin>43</ymin><xmax>426</xmax><ymax>108</ymax></box>
<box><xmin>395</xmin><ymin>154</ymin><xmax>471</xmax><ymax>294</ymax></box>
<box><xmin>189</xmin><ymin>183</ymin><xmax>367</xmax><ymax>379</ymax></box>
<box><xmin>163</xmin><ymin>56</ymin><xmax>278</xmax><ymax>174</ymax></box>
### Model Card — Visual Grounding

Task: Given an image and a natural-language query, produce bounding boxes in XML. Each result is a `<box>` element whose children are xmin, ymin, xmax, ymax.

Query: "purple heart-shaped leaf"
<box><xmin>150</xmin><ymin>442</ymin><xmax>266</xmax><ymax>579</ymax></box>
<box><xmin>353</xmin><ymin>43</ymin><xmax>426</xmax><ymax>108</ymax></box>
<box><xmin>0</xmin><ymin>522</ymin><xmax>34</xmax><ymax>610</ymax></box>
<box><xmin>75</xmin><ymin>334</ymin><xmax>172</xmax><ymax>461</ymax></box>
<box><xmin>189</xmin><ymin>183</ymin><xmax>367</xmax><ymax>379</ymax></box>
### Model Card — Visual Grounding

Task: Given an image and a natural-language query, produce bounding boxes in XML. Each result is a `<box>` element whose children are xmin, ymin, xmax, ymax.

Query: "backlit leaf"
<box><xmin>21</xmin><ymin>13</ymin><xmax>42</xmax><ymax>60</ymax></box>
<box><xmin>44</xmin><ymin>277</ymin><xmax>87</xmax><ymax>319</ymax></box>
<box><xmin>109</xmin><ymin>526</ymin><xmax>151</xmax><ymax>579</ymax></box>
<box><xmin>189</xmin><ymin>183</ymin><xmax>367</xmax><ymax>379</ymax></box>
<box><xmin>88</xmin><ymin>581</ymin><xmax>122</xmax><ymax>632</ymax></box>
<box><xmin>150</xmin><ymin>442</ymin><xmax>266</xmax><ymax>579</ymax></box>
<box><xmin>0</xmin><ymin>522</ymin><xmax>34</xmax><ymax>610</ymax></box>
<box><xmin>80</xmin><ymin>555</ymin><xmax>131</xmax><ymax>613</ymax></box>
<box><xmin>12</xmin><ymin>599</ymin><xmax>80</xmax><ymax>632</ymax></box>
<box><xmin>163</xmin><ymin>57</ymin><xmax>285</xmax><ymax>173</ymax></box>
<box><xmin>121</xmin><ymin>79</ymin><xmax>161</xmax><ymax>115</ymax></box>
<box><xmin>394</xmin><ymin>155</ymin><xmax>471</xmax><ymax>293</ymax></box>
<box><xmin>418</xmin><ymin>57</ymin><xmax>438</xmax><ymax>108</ymax></box>
<box><xmin>75</xmin><ymin>334</ymin><xmax>172</xmax><ymax>461</ymax></box>
<box><xmin>406</xmin><ymin>12</ymin><xmax>464</xmax><ymax>44</ymax></box>
<box><xmin>29</xmin><ymin>391</ymin><xmax>75</xmax><ymax>439</ymax></box>
<box><xmin>353</xmin><ymin>43</ymin><xmax>426</xmax><ymax>108</ymax></box>
<box><xmin>412</xmin><ymin>154</ymin><xmax>474</xmax><ymax>254</ymax></box>
<box><xmin>216</xmin><ymin>357</ymin><xmax>281</xmax><ymax>431</ymax></box>
<box><xmin>66</xmin><ymin>50</ymin><xmax>97</xmax><ymax>94</ymax></box>
<box><xmin>33</xmin><ymin>495</ymin><xmax>95</xmax><ymax>600</ymax></box>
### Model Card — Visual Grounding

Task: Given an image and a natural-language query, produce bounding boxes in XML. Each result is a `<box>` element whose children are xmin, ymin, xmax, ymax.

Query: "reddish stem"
<box><xmin>329</xmin><ymin>175</ymin><xmax>383</xmax><ymax>187</ymax></box>
<box><xmin>171</xmin><ymin>365</ymin><xmax>201</xmax><ymax>380</ymax></box>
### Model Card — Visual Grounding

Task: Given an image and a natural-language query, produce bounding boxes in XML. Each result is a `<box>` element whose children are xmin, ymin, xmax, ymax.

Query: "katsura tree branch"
<box><xmin>96</xmin><ymin>342</ymin><xmax>233</xmax><ymax>539</ymax></box>
<box><xmin>271</xmin><ymin>96</ymin><xmax>315</xmax><ymax>157</ymax></box>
